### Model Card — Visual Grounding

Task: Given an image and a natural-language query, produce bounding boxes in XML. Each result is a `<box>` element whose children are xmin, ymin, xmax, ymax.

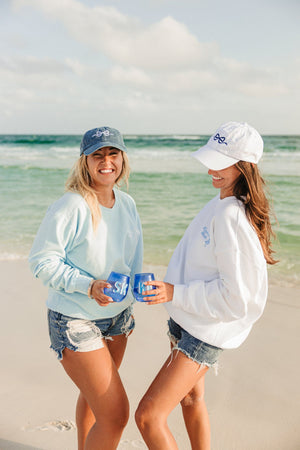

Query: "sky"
<box><xmin>0</xmin><ymin>0</ymin><xmax>299</xmax><ymax>134</ymax></box>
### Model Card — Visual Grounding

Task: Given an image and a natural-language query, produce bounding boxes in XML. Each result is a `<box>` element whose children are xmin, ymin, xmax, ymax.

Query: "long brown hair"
<box><xmin>233</xmin><ymin>161</ymin><xmax>278</xmax><ymax>265</ymax></box>
<box><xmin>65</xmin><ymin>152</ymin><xmax>130</xmax><ymax>230</ymax></box>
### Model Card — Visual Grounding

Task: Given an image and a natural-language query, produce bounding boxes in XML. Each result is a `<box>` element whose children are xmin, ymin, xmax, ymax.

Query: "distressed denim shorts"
<box><xmin>168</xmin><ymin>317</ymin><xmax>223</xmax><ymax>373</ymax></box>
<box><xmin>48</xmin><ymin>306</ymin><xmax>135</xmax><ymax>361</ymax></box>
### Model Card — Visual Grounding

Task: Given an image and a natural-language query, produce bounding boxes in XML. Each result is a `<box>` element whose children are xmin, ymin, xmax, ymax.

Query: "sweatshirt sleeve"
<box><xmin>171</xmin><ymin>203</ymin><xmax>267</xmax><ymax>323</ymax></box>
<box><xmin>28</xmin><ymin>199</ymin><xmax>93</xmax><ymax>295</ymax></box>
<box><xmin>129</xmin><ymin>205</ymin><xmax>143</xmax><ymax>286</ymax></box>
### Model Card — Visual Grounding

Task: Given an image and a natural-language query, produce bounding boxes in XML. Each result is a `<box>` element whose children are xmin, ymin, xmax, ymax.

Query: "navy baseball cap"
<box><xmin>80</xmin><ymin>126</ymin><xmax>127</xmax><ymax>156</ymax></box>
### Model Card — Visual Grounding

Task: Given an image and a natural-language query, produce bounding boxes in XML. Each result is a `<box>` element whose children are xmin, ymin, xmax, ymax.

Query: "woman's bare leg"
<box><xmin>61</xmin><ymin>337</ymin><xmax>129</xmax><ymax>450</ymax></box>
<box><xmin>76</xmin><ymin>393</ymin><xmax>96</xmax><ymax>450</ymax></box>
<box><xmin>75</xmin><ymin>335</ymin><xmax>128</xmax><ymax>449</ymax></box>
<box><xmin>135</xmin><ymin>350</ymin><xmax>209</xmax><ymax>450</ymax></box>
<box><xmin>181</xmin><ymin>376</ymin><xmax>210</xmax><ymax>450</ymax></box>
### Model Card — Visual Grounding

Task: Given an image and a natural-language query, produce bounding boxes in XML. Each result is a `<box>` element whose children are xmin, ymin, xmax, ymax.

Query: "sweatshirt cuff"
<box><xmin>74</xmin><ymin>276</ymin><xmax>94</xmax><ymax>295</ymax></box>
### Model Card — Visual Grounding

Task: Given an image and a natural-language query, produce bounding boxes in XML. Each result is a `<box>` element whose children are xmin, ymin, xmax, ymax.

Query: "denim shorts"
<box><xmin>48</xmin><ymin>306</ymin><xmax>135</xmax><ymax>360</ymax></box>
<box><xmin>168</xmin><ymin>318</ymin><xmax>223</xmax><ymax>372</ymax></box>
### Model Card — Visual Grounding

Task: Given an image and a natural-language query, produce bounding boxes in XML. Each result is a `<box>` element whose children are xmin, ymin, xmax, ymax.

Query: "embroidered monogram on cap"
<box><xmin>92</xmin><ymin>129</ymin><xmax>110</xmax><ymax>138</ymax></box>
<box><xmin>80</xmin><ymin>126</ymin><xmax>127</xmax><ymax>155</ymax></box>
<box><xmin>213</xmin><ymin>133</ymin><xmax>228</xmax><ymax>145</ymax></box>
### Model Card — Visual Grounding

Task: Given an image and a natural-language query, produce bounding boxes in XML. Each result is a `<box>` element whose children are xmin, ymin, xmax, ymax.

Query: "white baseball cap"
<box><xmin>192</xmin><ymin>121</ymin><xmax>263</xmax><ymax>170</ymax></box>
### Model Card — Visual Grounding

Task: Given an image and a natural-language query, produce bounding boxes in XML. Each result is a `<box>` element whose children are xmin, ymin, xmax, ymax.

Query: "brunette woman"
<box><xmin>135</xmin><ymin>121</ymin><xmax>277</xmax><ymax>450</ymax></box>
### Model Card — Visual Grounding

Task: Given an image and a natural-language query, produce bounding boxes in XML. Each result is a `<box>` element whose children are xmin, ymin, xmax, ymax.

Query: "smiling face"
<box><xmin>208</xmin><ymin>164</ymin><xmax>241</xmax><ymax>199</ymax></box>
<box><xmin>86</xmin><ymin>147</ymin><xmax>123</xmax><ymax>191</ymax></box>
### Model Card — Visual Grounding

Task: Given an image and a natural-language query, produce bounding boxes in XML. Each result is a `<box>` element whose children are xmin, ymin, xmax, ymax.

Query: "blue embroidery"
<box><xmin>213</xmin><ymin>133</ymin><xmax>228</xmax><ymax>145</ymax></box>
<box><xmin>201</xmin><ymin>226</ymin><xmax>210</xmax><ymax>247</ymax></box>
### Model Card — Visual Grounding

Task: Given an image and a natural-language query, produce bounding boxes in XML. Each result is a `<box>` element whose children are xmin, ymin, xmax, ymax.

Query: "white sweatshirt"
<box><xmin>164</xmin><ymin>195</ymin><xmax>268</xmax><ymax>349</ymax></box>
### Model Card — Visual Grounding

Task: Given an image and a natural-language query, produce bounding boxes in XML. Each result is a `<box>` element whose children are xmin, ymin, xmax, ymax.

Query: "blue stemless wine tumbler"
<box><xmin>133</xmin><ymin>273</ymin><xmax>156</xmax><ymax>302</ymax></box>
<box><xmin>103</xmin><ymin>272</ymin><xmax>130</xmax><ymax>302</ymax></box>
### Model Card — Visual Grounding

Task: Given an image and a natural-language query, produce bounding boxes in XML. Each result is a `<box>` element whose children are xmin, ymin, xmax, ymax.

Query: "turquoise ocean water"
<box><xmin>0</xmin><ymin>134</ymin><xmax>299</xmax><ymax>287</ymax></box>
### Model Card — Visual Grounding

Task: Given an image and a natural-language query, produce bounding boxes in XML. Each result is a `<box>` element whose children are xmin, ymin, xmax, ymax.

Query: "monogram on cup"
<box><xmin>104</xmin><ymin>272</ymin><xmax>130</xmax><ymax>302</ymax></box>
<box><xmin>213</xmin><ymin>133</ymin><xmax>228</xmax><ymax>145</ymax></box>
<box><xmin>112</xmin><ymin>280</ymin><xmax>128</xmax><ymax>296</ymax></box>
<box><xmin>137</xmin><ymin>281</ymin><xmax>152</xmax><ymax>294</ymax></box>
<box><xmin>133</xmin><ymin>273</ymin><xmax>155</xmax><ymax>302</ymax></box>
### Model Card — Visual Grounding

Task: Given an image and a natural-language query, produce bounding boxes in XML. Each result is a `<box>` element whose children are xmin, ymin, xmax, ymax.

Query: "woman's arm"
<box><xmin>129</xmin><ymin>209</ymin><xmax>144</xmax><ymax>289</ymax></box>
<box><xmin>29</xmin><ymin>202</ymin><xmax>93</xmax><ymax>295</ymax></box>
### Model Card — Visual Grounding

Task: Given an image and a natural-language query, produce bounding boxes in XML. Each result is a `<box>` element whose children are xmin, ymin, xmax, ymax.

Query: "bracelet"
<box><xmin>87</xmin><ymin>279</ymin><xmax>95</xmax><ymax>299</ymax></box>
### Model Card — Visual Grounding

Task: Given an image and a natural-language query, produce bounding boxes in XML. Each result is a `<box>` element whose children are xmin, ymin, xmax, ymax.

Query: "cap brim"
<box><xmin>191</xmin><ymin>144</ymin><xmax>239</xmax><ymax>170</ymax></box>
<box><xmin>81</xmin><ymin>141</ymin><xmax>127</xmax><ymax>156</ymax></box>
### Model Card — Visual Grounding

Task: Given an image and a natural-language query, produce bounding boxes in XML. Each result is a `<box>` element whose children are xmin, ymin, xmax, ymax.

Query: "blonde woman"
<box><xmin>29</xmin><ymin>127</ymin><xmax>143</xmax><ymax>450</ymax></box>
<box><xmin>135</xmin><ymin>122</ymin><xmax>278</xmax><ymax>450</ymax></box>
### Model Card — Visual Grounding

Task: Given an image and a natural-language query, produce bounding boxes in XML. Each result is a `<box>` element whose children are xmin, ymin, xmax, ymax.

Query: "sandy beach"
<box><xmin>0</xmin><ymin>260</ymin><xmax>299</xmax><ymax>450</ymax></box>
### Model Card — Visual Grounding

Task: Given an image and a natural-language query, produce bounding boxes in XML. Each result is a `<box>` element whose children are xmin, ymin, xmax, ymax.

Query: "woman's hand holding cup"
<box><xmin>90</xmin><ymin>280</ymin><xmax>114</xmax><ymax>306</ymax></box>
<box><xmin>143</xmin><ymin>280</ymin><xmax>174</xmax><ymax>305</ymax></box>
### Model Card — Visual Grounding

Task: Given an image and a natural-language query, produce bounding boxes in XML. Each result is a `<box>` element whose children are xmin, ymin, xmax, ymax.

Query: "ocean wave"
<box><xmin>0</xmin><ymin>134</ymin><xmax>299</xmax><ymax>283</ymax></box>
<box><xmin>0</xmin><ymin>134</ymin><xmax>81</xmax><ymax>146</ymax></box>
<box><xmin>0</xmin><ymin>252</ymin><xmax>27</xmax><ymax>261</ymax></box>
<box><xmin>0</xmin><ymin>164</ymin><xmax>69</xmax><ymax>172</ymax></box>
<box><xmin>263</xmin><ymin>150</ymin><xmax>300</xmax><ymax>156</ymax></box>
<box><xmin>1</xmin><ymin>144</ymin><xmax>300</xmax><ymax>157</ymax></box>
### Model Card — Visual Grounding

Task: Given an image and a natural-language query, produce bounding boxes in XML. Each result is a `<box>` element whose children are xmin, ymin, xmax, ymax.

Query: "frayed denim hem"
<box><xmin>49</xmin><ymin>344</ymin><xmax>68</xmax><ymax>361</ymax></box>
<box><xmin>49</xmin><ymin>340</ymin><xmax>104</xmax><ymax>361</ymax></box>
<box><xmin>167</xmin><ymin>330</ymin><xmax>220</xmax><ymax>375</ymax></box>
<box><xmin>171</xmin><ymin>346</ymin><xmax>219</xmax><ymax>375</ymax></box>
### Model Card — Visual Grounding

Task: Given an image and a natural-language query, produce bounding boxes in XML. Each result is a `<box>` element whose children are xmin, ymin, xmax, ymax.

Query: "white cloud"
<box><xmin>0</xmin><ymin>54</ymin><xmax>69</xmax><ymax>76</ymax></box>
<box><xmin>4</xmin><ymin>0</ymin><xmax>298</xmax><ymax>133</ymax></box>
<box><xmin>12</xmin><ymin>0</ymin><xmax>218</xmax><ymax>70</ymax></box>
<box><xmin>11</xmin><ymin>0</ymin><xmax>289</xmax><ymax>99</ymax></box>
<box><xmin>0</xmin><ymin>55</ymin><xmax>74</xmax><ymax>95</ymax></box>
<box><xmin>121</xmin><ymin>16</ymin><xmax>217</xmax><ymax>70</ymax></box>
<box><xmin>162</xmin><ymin>69</ymin><xmax>219</xmax><ymax>93</ymax></box>
<box><xmin>110</xmin><ymin>66</ymin><xmax>152</xmax><ymax>86</ymax></box>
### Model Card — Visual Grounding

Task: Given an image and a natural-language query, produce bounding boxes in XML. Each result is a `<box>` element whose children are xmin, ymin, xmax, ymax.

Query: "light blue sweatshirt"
<box><xmin>29</xmin><ymin>189</ymin><xmax>143</xmax><ymax>319</ymax></box>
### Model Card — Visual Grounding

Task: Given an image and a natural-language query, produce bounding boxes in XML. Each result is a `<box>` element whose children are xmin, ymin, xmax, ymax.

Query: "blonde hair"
<box><xmin>65</xmin><ymin>152</ymin><xmax>130</xmax><ymax>230</ymax></box>
<box><xmin>233</xmin><ymin>161</ymin><xmax>278</xmax><ymax>265</ymax></box>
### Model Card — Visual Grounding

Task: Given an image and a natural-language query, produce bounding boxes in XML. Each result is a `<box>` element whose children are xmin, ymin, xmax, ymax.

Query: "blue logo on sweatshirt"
<box><xmin>201</xmin><ymin>226</ymin><xmax>210</xmax><ymax>247</ymax></box>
